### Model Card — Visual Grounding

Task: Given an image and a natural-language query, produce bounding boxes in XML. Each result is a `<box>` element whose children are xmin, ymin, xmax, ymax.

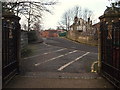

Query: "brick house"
<box><xmin>40</xmin><ymin>29</ymin><xmax>66</xmax><ymax>38</ymax></box>
<box><xmin>67</xmin><ymin>16</ymin><xmax>98</xmax><ymax>45</ymax></box>
<box><xmin>69</xmin><ymin>16</ymin><xmax>92</xmax><ymax>33</ymax></box>
<box><xmin>40</xmin><ymin>30</ymin><xmax>59</xmax><ymax>38</ymax></box>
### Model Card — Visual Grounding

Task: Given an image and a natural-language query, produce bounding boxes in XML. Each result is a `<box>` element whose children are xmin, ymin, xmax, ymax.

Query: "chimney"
<box><xmin>88</xmin><ymin>17</ymin><xmax>90</xmax><ymax>23</ymax></box>
<box><xmin>74</xmin><ymin>16</ymin><xmax>78</xmax><ymax>24</ymax></box>
<box><xmin>90</xmin><ymin>20</ymin><xmax>92</xmax><ymax>25</ymax></box>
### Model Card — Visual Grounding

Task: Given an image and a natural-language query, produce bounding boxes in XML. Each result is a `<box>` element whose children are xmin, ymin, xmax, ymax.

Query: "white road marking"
<box><xmin>34</xmin><ymin>50</ymin><xmax>78</xmax><ymax>66</ymax></box>
<box><xmin>23</xmin><ymin>48</ymin><xmax>67</xmax><ymax>60</ymax></box>
<box><xmin>58</xmin><ymin>52</ymin><xmax>90</xmax><ymax>71</ymax></box>
<box><xmin>43</xmin><ymin>42</ymin><xmax>51</xmax><ymax>46</ymax></box>
<box><xmin>43</xmin><ymin>48</ymin><xmax>67</xmax><ymax>55</ymax></box>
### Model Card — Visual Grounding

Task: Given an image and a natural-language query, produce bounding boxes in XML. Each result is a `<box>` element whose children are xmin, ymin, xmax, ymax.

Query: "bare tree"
<box><xmin>73</xmin><ymin>6</ymin><xmax>82</xmax><ymax>18</ymax></box>
<box><xmin>32</xmin><ymin>21</ymin><xmax>41</xmax><ymax>31</ymax></box>
<box><xmin>60</xmin><ymin>12</ymin><xmax>70</xmax><ymax>30</ymax></box>
<box><xmin>2</xmin><ymin>0</ymin><xmax>57</xmax><ymax>31</ymax></box>
<box><xmin>82</xmin><ymin>8</ymin><xmax>93</xmax><ymax>21</ymax></box>
<box><xmin>58</xmin><ymin>5</ymin><xmax>82</xmax><ymax>30</ymax></box>
<box><xmin>32</xmin><ymin>21</ymin><xmax>42</xmax><ymax>39</ymax></box>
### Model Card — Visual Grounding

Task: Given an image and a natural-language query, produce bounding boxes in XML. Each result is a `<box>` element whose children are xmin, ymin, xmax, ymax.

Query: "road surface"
<box><xmin>20</xmin><ymin>37</ymin><xmax>98</xmax><ymax>77</ymax></box>
<box><xmin>5</xmin><ymin>37</ymin><xmax>114</xmax><ymax>88</ymax></box>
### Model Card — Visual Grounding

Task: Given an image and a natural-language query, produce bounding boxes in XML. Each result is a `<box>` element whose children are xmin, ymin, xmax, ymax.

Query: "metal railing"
<box><xmin>100</xmin><ymin>21</ymin><xmax>120</xmax><ymax>88</ymax></box>
<box><xmin>2</xmin><ymin>15</ymin><xmax>20</xmax><ymax>87</ymax></box>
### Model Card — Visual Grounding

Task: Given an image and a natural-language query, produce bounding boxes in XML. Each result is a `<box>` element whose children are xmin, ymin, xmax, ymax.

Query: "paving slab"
<box><xmin>4</xmin><ymin>73</ymin><xmax>114</xmax><ymax>88</ymax></box>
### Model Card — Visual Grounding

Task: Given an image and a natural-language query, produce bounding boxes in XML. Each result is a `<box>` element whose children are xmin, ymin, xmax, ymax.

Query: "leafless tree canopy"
<box><xmin>2</xmin><ymin>0</ymin><xmax>57</xmax><ymax>31</ymax></box>
<box><xmin>58</xmin><ymin>6</ymin><xmax>94</xmax><ymax>30</ymax></box>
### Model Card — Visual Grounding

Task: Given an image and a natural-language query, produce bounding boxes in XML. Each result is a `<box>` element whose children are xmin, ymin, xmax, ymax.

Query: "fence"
<box><xmin>100</xmin><ymin>21</ymin><xmax>120</xmax><ymax>88</ymax></box>
<box><xmin>2</xmin><ymin>15</ymin><xmax>20</xmax><ymax>87</ymax></box>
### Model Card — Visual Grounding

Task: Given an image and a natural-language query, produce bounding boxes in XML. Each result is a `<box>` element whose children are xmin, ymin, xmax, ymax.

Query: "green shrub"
<box><xmin>21</xmin><ymin>47</ymin><xmax>32</xmax><ymax>58</ymax></box>
<box><xmin>28</xmin><ymin>31</ymin><xmax>38</xmax><ymax>43</ymax></box>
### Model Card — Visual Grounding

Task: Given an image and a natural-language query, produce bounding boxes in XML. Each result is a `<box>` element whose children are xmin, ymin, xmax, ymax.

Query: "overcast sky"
<box><xmin>19</xmin><ymin>0</ymin><xmax>115</xmax><ymax>30</ymax></box>
<box><xmin>40</xmin><ymin>0</ymin><xmax>113</xmax><ymax>29</ymax></box>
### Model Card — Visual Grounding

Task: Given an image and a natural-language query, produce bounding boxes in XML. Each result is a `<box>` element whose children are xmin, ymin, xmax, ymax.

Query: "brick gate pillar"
<box><xmin>98</xmin><ymin>4</ymin><xmax>120</xmax><ymax>73</ymax></box>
